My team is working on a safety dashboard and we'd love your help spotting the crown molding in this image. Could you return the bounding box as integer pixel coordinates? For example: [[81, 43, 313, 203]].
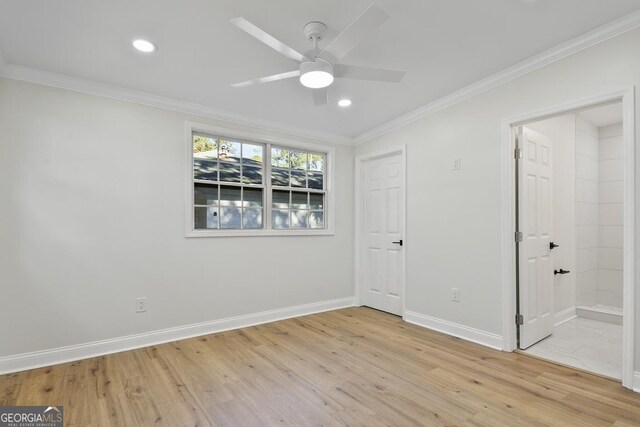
[[353, 9, 640, 145], [0, 61, 354, 147]]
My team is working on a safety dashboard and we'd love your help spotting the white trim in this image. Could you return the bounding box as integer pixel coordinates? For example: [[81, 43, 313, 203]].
[[0, 64, 352, 147], [500, 88, 636, 390], [353, 10, 640, 145], [404, 310, 504, 351], [554, 307, 577, 327], [621, 88, 636, 390], [354, 146, 407, 315], [0, 297, 355, 375], [633, 371, 640, 393], [184, 121, 335, 237]]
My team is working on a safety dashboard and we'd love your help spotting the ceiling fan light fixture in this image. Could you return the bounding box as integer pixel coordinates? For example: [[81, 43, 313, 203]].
[[300, 59, 334, 89]]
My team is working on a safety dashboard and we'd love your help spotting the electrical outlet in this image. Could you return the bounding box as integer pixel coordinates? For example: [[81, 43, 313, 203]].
[[452, 157, 461, 170], [136, 297, 147, 313], [452, 288, 460, 302]]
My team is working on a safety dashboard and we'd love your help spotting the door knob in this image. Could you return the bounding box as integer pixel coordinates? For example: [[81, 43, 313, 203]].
[[554, 269, 570, 275], [550, 242, 559, 250], [392, 240, 403, 246]]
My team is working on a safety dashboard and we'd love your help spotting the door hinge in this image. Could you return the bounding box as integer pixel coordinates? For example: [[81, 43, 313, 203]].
[[515, 231, 523, 242], [515, 314, 524, 325], [514, 148, 522, 159]]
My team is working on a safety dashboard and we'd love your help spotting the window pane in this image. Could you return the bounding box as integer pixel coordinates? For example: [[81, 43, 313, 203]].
[[220, 207, 242, 229], [309, 211, 324, 229], [193, 135, 218, 159], [219, 140, 241, 162], [291, 192, 308, 209], [219, 162, 241, 183], [194, 184, 218, 206], [309, 154, 324, 171], [271, 167, 289, 186], [243, 188, 263, 207], [243, 208, 262, 229], [193, 159, 218, 181], [290, 152, 307, 170], [272, 190, 290, 208], [242, 144, 263, 166], [220, 186, 242, 207], [290, 170, 306, 187], [308, 171, 323, 189], [272, 209, 290, 229], [309, 193, 323, 210], [242, 166, 262, 184], [271, 148, 289, 167], [291, 210, 308, 228], [195, 206, 219, 229]]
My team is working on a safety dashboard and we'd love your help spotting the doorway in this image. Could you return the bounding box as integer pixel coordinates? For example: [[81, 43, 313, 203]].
[[500, 90, 635, 389], [355, 148, 406, 316], [518, 104, 627, 379]]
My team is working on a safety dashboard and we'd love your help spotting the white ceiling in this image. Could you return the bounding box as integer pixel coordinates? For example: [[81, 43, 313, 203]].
[[1, 0, 640, 138], [579, 102, 624, 127]]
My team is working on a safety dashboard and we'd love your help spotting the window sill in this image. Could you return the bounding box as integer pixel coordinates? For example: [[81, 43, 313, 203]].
[[185, 229, 335, 238]]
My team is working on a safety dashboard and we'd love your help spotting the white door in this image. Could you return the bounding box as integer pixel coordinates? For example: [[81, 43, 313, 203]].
[[518, 127, 554, 349], [360, 152, 404, 315]]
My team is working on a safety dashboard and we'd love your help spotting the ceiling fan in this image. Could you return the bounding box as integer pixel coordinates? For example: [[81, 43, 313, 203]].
[[230, 4, 406, 106]]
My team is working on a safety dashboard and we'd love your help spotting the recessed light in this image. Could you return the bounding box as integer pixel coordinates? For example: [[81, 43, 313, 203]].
[[132, 39, 157, 53], [338, 99, 352, 107]]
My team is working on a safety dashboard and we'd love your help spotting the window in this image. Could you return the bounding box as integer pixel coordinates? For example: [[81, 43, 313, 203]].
[[271, 147, 326, 230], [188, 127, 332, 236], [193, 134, 264, 230]]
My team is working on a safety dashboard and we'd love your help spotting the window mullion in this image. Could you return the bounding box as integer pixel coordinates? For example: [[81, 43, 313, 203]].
[[265, 143, 273, 230]]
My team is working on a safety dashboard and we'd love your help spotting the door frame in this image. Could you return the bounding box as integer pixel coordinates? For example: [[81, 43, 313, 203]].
[[354, 146, 407, 316], [500, 88, 636, 389]]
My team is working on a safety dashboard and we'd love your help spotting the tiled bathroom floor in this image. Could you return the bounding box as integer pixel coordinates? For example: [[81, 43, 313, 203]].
[[523, 317, 622, 379]]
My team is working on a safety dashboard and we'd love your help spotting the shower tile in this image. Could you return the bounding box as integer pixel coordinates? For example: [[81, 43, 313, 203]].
[[598, 182, 623, 204], [598, 138, 623, 160], [598, 248, 623, 270], [576, 202, 598, 226], [599, 159, 624, 182], [597, 225, 623, 248], [598, 203, 623, 225], [576, 226, 597, 248], [597, 269, 623, 292]]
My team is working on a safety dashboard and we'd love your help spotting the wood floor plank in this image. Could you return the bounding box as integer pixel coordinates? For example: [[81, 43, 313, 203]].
[[1, 307, 640, 426]]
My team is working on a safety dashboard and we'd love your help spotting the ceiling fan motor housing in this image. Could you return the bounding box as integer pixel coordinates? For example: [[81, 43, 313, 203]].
[[303, 21, 327, 42]]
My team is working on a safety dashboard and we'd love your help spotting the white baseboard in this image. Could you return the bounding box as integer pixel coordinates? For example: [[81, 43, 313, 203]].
[[554, 306, 577, 327], [403, 310, 503, 350], [0, 297, 355, 375], [633, 371, 640, 393]]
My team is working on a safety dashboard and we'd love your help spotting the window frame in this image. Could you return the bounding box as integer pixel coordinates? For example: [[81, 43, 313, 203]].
[[185, 121, 335, 237]]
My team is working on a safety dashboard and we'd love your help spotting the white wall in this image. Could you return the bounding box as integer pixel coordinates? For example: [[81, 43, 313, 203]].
[[575, 115, 600, 307], [526, 115, 576, 317], [0, 78, 355, 359], [598, 122, 625, 308], [354, 26, 640, 370]]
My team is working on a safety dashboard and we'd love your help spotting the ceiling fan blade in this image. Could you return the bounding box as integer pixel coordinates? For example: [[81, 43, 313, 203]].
[[231, 17, 308, 63], [334, 64, 405, 82], [319, 5, 388, 62], [231, 70, 300, 88], [312, 88, 328, 106]]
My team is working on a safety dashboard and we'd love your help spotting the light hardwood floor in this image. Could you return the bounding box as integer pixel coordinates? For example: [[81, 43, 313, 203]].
[[2, 307, 640, 426]]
